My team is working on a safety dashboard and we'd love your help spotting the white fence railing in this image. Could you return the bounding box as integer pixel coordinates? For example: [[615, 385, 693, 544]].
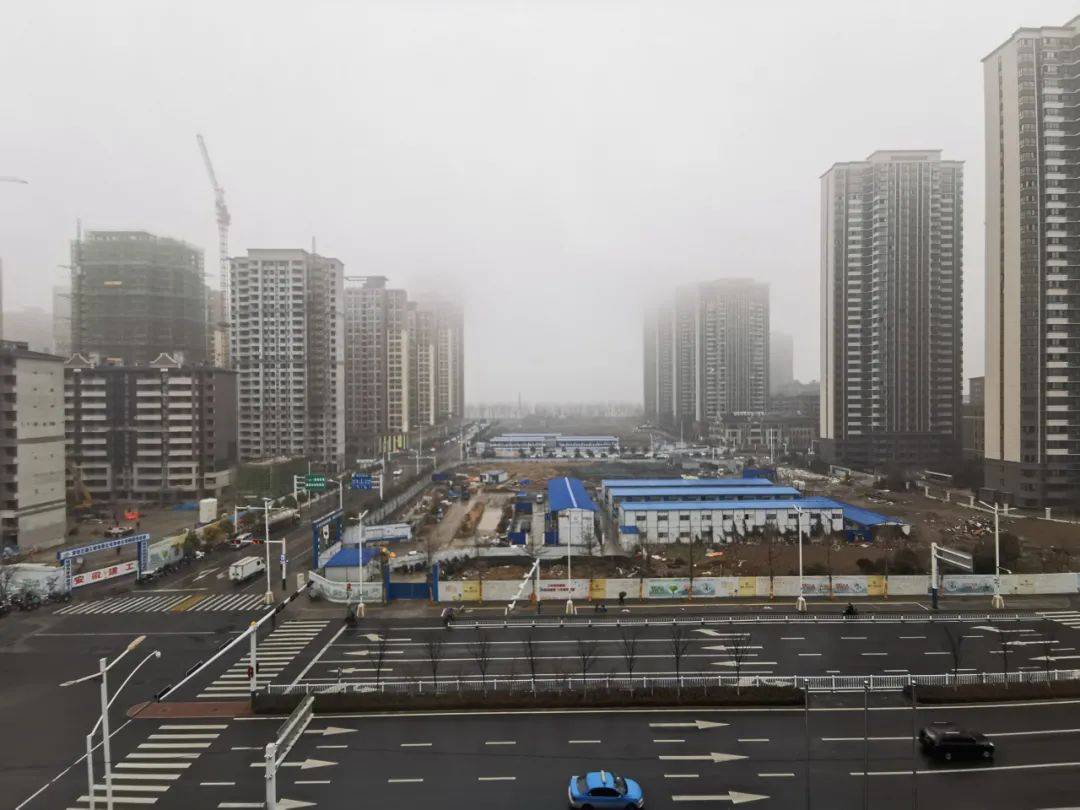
[[449, 612, 1037, 629], [264, 668, 1080, 697]]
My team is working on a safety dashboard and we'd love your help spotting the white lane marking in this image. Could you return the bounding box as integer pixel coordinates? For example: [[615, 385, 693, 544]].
[[824, 736, 911, 742], [294, 780, 331, 785], [924, 651, 950, 655], [861, 652, 888, 657], [400, 743, 431, 748], [388, 778, 424, 784], [148, 734, 219, 740], [738, 738, 769, 743], [292, 624, 346, 686], [90, 784, 169, 792], [664, 773, 700, 778], [116, 762, 192, 769], [478, 776, 516, 781], [125, 753, 200, 760], [159, 725, 228, 730], [569, 740, 601, 744], [653, 739, 686, 743], [200, 782, 235, 786], [899, 636, 926, 640], [137, 742, 211, 749], [854, 760, 1080, 776], [780, 637, 805, 641], [109, 774, 180, 780], [484, 740, 516, 746], [798, 653, 821, 657], [884, 669, 909, 673], [316, 745, 347, 749], [758, 773, 795, 777], [841, 636, 867, 641], [826, 670, 841, 674]]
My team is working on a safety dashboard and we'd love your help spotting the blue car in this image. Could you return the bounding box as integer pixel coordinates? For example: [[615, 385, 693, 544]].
[[568, 770, 644, 809]]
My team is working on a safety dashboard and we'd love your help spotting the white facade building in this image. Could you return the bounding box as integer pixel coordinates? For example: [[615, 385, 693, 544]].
[[0, 341, 66, 551], [230, 249, 345, 469]]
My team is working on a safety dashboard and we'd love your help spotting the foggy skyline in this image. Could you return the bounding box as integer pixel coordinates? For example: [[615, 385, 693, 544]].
[[1, 0, 1073, 402]]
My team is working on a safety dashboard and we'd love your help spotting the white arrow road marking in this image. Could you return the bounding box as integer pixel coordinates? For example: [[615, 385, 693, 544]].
[[344, 650, 405, 657], [659, 752, 748, 763], [331, 667, 394, 674], [700, 645, 764, 651], [650, 720, 729, 730], [1031, 655, 1080, 662], [248, 758, 336, 770], [1004, 640, 1058, 647], [193, 568, 220, 581], [672, 791, 769, 804], [220, 801, 315, 809], [711, 660, 777, 667], [693, 629, 748, 637], [304, 726, 356, 736]]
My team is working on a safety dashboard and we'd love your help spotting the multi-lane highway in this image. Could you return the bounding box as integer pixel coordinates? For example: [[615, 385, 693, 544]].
[[28, 693, 1080, 809]]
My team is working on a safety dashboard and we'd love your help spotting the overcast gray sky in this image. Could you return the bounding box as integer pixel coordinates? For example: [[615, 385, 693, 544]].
[[1, 0, 1073, 402]]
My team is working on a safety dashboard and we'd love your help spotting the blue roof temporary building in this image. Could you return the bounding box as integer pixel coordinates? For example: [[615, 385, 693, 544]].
[[618, 496, 845, 512], [547, 477, 599, 513], [324, 546, 381, 568], [601, 477, 772, 489], [606, 485, 801, 500]]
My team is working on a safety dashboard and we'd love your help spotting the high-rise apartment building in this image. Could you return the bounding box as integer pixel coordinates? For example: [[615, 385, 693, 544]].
[[343, 277, 410, 455], [408, 301, 437, 431], [65, 353, 237, 502], [983, 16, 1080, 507], [819, 150, 964, 471], [0, 341, 66, 551], [643, 280, 770, 436], [71, 230, 207, 366], [52, 281, 72, 357], [770, 332, 795, 395], [230, 249, 344, 469], [432, 299, 465, 426]]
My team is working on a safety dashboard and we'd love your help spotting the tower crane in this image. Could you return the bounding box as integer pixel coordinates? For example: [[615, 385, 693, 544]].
[[196, 134, 231, 365]]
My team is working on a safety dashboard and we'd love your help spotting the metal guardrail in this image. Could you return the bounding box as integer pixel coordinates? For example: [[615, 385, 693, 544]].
[[264, 668, 1080, 697], [448, 612, 1037, 630]]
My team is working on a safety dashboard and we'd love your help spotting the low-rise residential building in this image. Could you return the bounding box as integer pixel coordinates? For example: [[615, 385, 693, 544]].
[[484, 433, 620, 458], [707, 413, 817, 454], [65, 353, 237, 503], [0, 341, 67, 551]]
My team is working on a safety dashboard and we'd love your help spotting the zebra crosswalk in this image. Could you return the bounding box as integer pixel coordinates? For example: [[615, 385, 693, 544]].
[[198, 620, 329, 699], [1038, 610, 1080, 631], [56, 592, 268, 615], [66, 722, 228, 808]]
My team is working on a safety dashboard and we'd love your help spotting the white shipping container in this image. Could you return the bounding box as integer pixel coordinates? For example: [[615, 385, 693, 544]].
[[199, 497, 218, 525]]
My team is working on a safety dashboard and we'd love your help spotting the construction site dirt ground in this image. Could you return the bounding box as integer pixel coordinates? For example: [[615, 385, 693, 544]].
[[401, 459, 1080, 582]]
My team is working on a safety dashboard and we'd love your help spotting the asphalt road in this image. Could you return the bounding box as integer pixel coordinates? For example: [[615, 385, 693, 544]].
[[0, 608, 257, 807], [31, 695, 1080, 809], [290, 614, 1080, 686]]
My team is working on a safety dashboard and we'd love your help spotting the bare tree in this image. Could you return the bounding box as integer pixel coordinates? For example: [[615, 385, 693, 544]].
[[726, 633, 753, 688], [576, 639, 600, 691], [469, 631, 493, 687], [998, 631, 1012, 678], [425, 637, 444, 688], [762, 524, 777, 598], [670, 624, 692, 690], [687, 535, 697, 601], [942, 625, 967, 683], [522, 630, 541, 686], [620, 627, 642, 680], [368, 627, 392, 685]]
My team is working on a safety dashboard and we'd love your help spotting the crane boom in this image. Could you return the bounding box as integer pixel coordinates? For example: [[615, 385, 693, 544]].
[[196, 133, 231, 366]]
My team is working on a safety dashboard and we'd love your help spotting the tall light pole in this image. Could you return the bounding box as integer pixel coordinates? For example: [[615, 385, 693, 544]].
[[794, 505, 807, 613], [977, 500, 1005, 609], [262, 497, 274, 605], [60, 637, 160, 810]]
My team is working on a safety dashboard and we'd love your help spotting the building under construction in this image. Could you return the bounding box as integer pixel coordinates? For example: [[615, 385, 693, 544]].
[[71, 230, 207, 366]]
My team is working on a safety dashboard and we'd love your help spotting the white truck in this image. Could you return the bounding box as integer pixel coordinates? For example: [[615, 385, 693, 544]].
[[229, 556, 266, 584]]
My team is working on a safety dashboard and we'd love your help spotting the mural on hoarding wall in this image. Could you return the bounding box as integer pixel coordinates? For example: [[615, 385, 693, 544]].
[[647, 580, 717, 599], [941, 575, 995, 595]]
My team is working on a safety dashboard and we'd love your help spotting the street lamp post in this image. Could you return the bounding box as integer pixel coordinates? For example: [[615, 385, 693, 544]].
[[794, 506, 807, 613], [263, 497, 273, 605], [978, 500, 1005, 609], [60, 637, 160, 810]]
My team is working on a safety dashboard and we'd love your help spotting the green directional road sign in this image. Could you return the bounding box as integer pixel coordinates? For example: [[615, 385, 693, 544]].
[[305, 473, 327, 492]]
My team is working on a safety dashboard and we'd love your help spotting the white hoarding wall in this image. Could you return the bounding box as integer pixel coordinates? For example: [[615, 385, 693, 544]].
[[308, 570, 383, 603], [148, 536, 185, 572], [434, 573, 1080, 602]]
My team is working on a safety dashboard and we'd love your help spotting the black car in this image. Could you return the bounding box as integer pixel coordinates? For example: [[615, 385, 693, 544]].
[[919, 722, 995, 762]]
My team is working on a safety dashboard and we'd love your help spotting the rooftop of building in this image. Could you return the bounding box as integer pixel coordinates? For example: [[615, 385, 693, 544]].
[[548, 477, 600, 513], [821, 150, 962, 177], [0, 340, 64, 363], [982, 14, 1080, 62], [601, 477, 773, 489], [607, 485, 801, 499]]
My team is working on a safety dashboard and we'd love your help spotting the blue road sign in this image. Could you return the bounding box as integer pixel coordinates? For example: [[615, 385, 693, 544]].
[[351, 473, 373, 490]]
